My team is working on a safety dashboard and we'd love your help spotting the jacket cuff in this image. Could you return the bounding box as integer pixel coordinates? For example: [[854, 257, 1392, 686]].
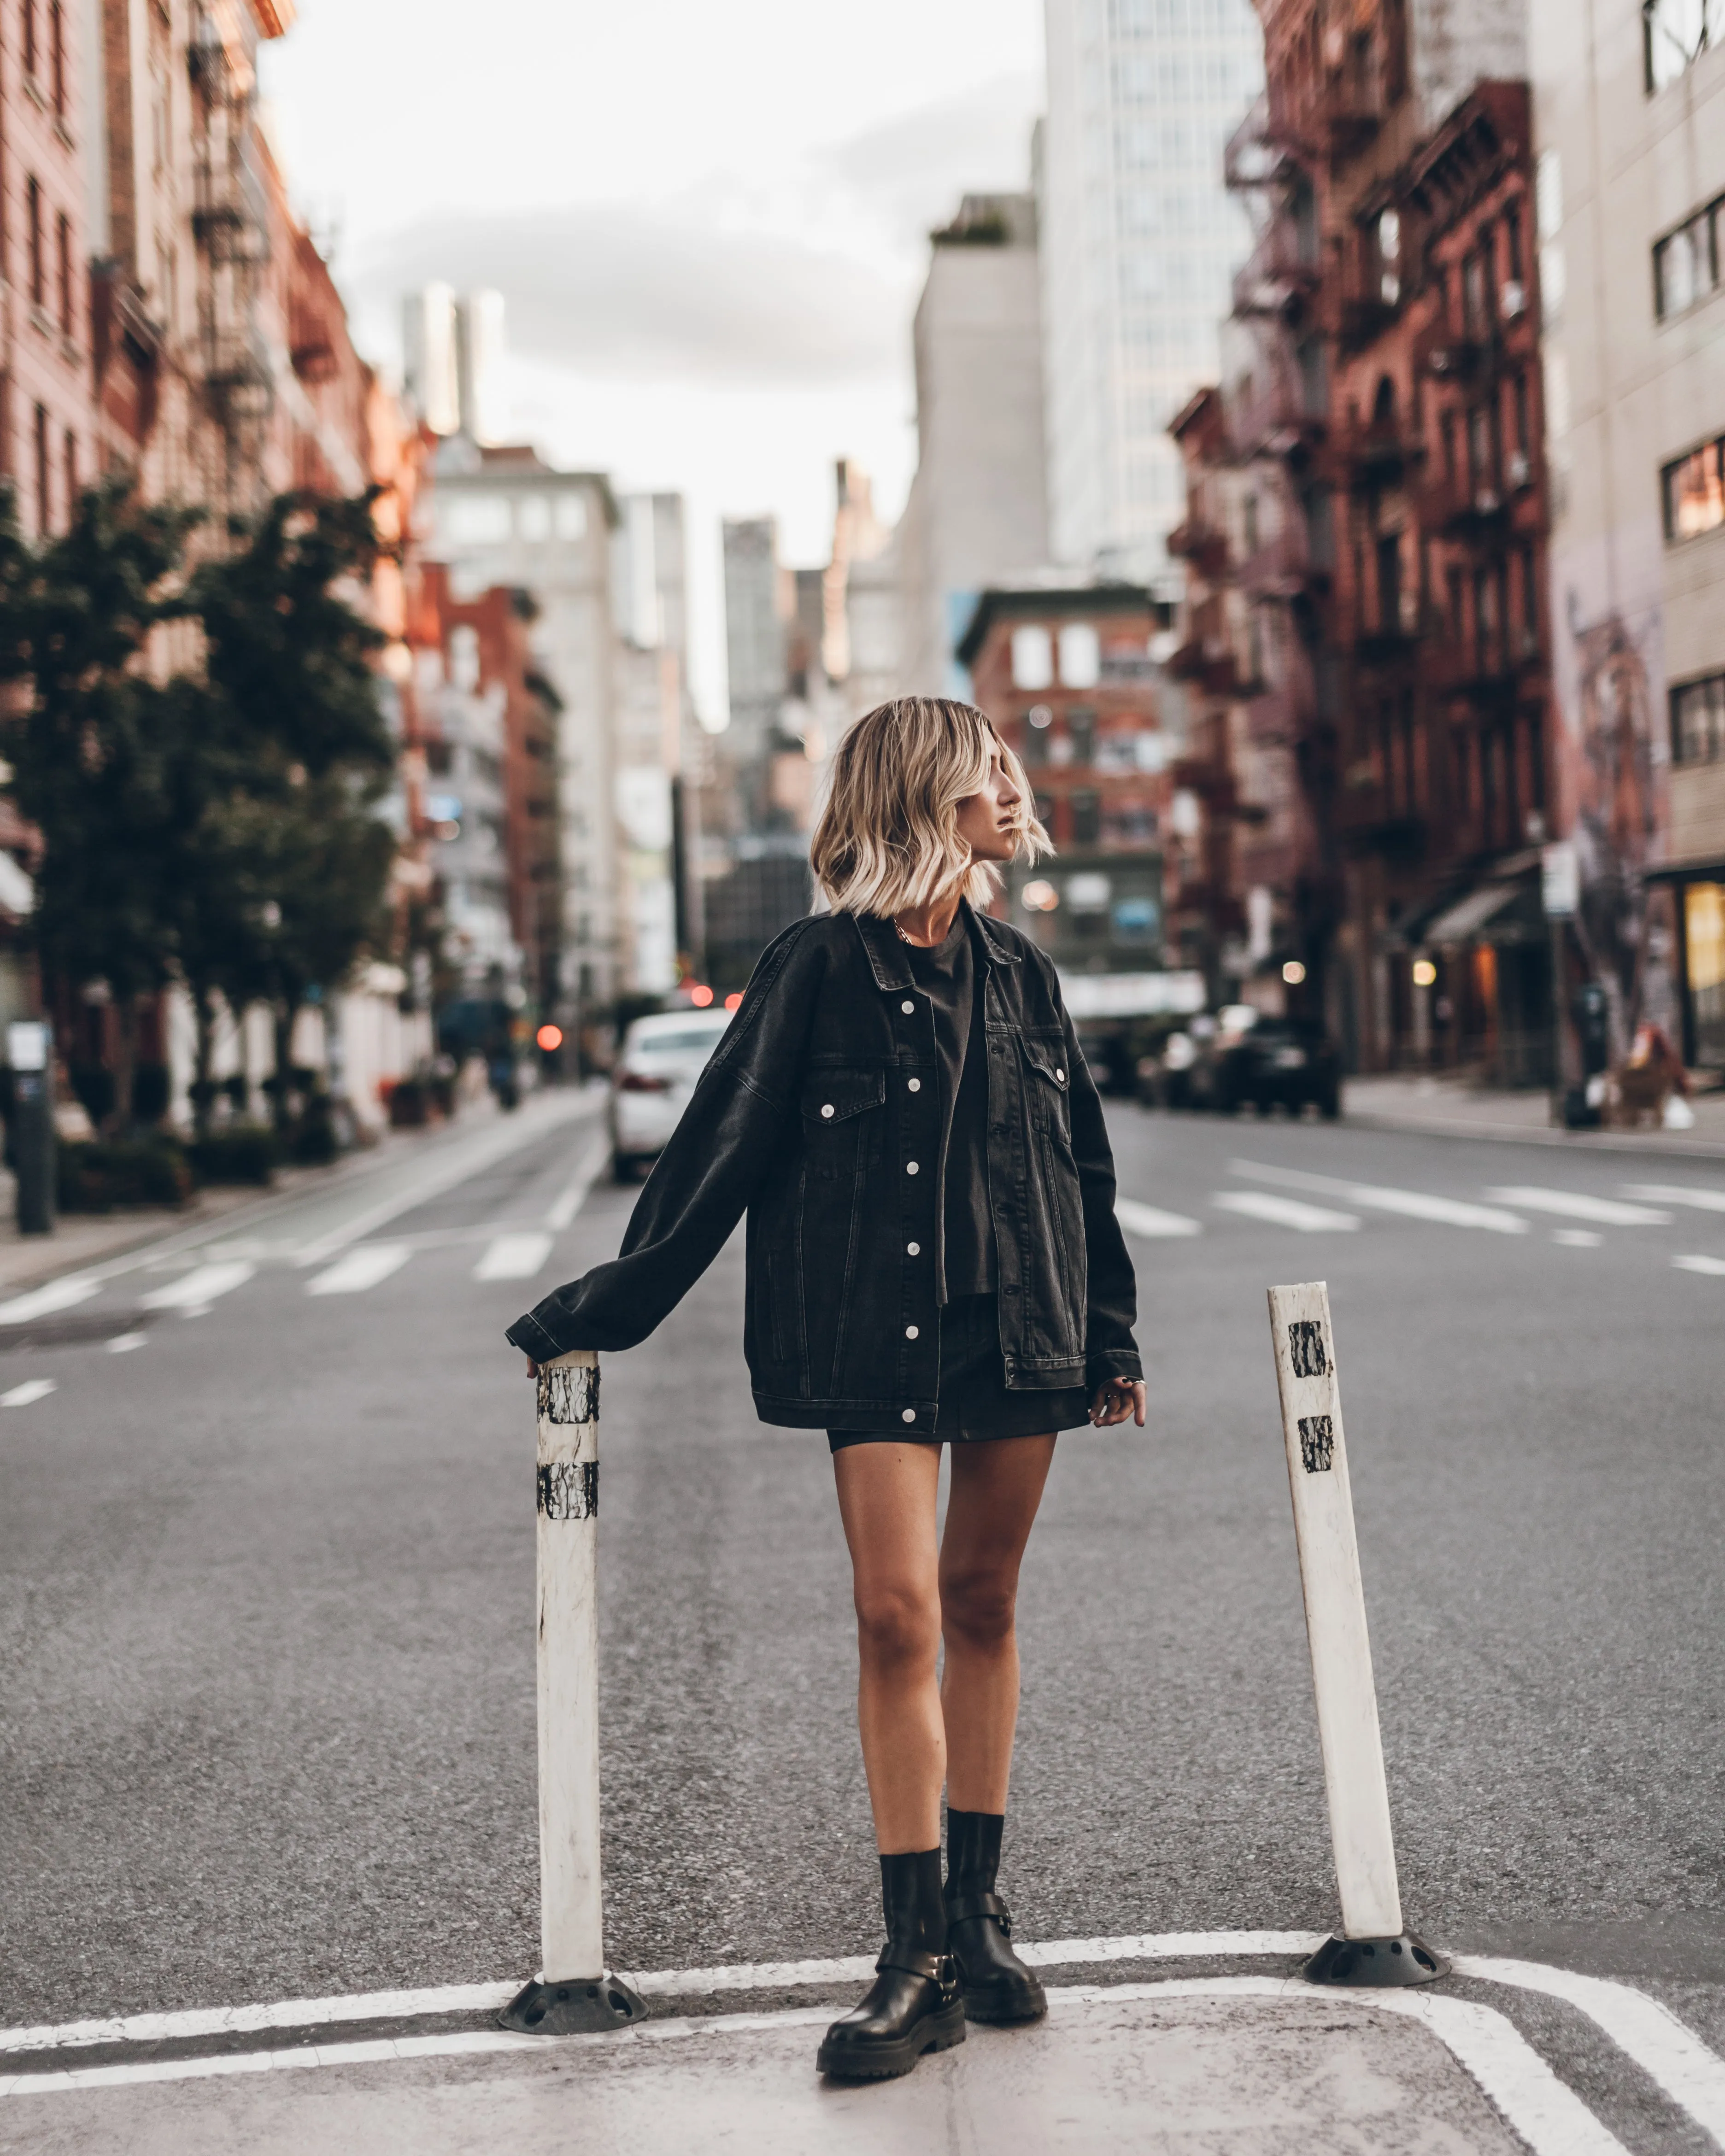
[[1086, 1348, 1143, 1388], [505, 1310, 565, 1359]]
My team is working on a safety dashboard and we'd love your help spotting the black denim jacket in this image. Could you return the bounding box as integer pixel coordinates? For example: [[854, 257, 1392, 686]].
[[507, 906, 1144, 1429]]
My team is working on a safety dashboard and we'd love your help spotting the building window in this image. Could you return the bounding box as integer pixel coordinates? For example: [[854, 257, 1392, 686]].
[[1672, 670, 1725, 762], [1067, 706, 1096, 766], [1664, 435, 1725, 540], [22, 0, 35, 77], [25, 179, 42, 311], [1010, 624, 1054, 691], [32, 402, 48, 535], [1655, 197, 1722, 316], [49, 0, 63, 117], [1070, 789, 1102, 846], [55, 212, 70, 336], [62, 427, 75, 517], [1645, 0, 1723, 92], [1520, 545, 1539, 641]]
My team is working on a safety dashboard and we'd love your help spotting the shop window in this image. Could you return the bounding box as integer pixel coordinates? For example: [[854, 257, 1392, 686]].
[[1686, 882, 1725, 1064], [1663, 435, 1725, 539], [1672, 670, 1725, 762]]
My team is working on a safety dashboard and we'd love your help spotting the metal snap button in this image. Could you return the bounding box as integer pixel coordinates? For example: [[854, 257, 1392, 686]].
[[906, 1325, 919, 1340], [901, 1408, 916, 1423], [1056, 1068, 1065, 1084], [906, 1160, 920, 1174], [901, 1000, 915, 1014], [907, 1241, 920, 1255], [907, 1078, 921, 1092], [821, 1103, 835, 1119]]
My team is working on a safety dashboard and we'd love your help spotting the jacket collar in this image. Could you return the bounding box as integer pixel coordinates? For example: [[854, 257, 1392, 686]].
[[852, 899, 1021, 991]]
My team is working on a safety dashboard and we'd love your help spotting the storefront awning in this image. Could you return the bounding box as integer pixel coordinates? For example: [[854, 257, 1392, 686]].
[[1422, 882, 1522, 944]]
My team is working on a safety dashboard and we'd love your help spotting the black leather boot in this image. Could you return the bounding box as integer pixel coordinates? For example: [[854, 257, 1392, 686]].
[[817, 1849, 966, 2080], [945, 1809, 1046, 2024]]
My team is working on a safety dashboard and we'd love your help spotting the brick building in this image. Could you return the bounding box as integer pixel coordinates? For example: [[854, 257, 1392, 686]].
[[1172, 1, 1554, 1080]]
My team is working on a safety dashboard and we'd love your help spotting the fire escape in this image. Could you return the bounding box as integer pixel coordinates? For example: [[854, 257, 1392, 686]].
[[188, 9, 271, 498]]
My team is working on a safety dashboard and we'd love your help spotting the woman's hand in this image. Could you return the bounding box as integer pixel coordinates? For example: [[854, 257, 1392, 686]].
[[1089, 1377, 1146, 1428], [525, 1358, 540, 1378]]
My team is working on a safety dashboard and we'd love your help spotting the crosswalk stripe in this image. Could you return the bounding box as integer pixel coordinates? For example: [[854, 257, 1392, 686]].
[[1487, 1187, 1671, 1226], [138, 1263, 255, 1312], [305, 1245, 412, 1297], [1214, 1191, 1360, 1233], [1, 1378, 56, 1406], [1625, 1183, 1725, 1214], [1232, 1161, 1528, 1234], [1672, 1254, 1725, 1277], [474, 1232, 554, 1282], [1115, 1199, 1203, 1239], [0, 1276, 101, 1324]]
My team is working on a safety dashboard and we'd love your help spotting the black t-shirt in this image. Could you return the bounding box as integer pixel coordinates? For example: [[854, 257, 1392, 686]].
[[903, 909, 997, 1302]]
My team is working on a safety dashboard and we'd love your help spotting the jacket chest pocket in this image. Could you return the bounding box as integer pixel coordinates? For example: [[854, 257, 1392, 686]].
[[801, 1068, 887, 1175], [1016, 1035, 1072, 1144]]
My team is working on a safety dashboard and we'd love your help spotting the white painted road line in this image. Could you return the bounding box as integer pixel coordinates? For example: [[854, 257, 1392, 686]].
[[0, 1977, 1634, 2151], [104, 1334, 147, 1353], [474, 1231, 554, 1282], [1672, 1254, 1725, 1277], [305, 1244, 413, 1297], [1625, 1183, 1725, 1213], [1116, 1198, 1203, 1239], [1232, 1160, 1529, 1234], [0, 1276, 101, 1324], [545, 1135, 610, 1230], [1458, 1954, 1725, 2148], [1213, 1190, 1361, 1233], [1487, 1187, 1672, 1226], [1552, 1229, 1603, 1248], [138, 1263, 255, 1313], [0, 1379, 56, 1407]]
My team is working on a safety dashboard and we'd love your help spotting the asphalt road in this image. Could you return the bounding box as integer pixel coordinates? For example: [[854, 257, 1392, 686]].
[[3, 1093, 1724, 2149]]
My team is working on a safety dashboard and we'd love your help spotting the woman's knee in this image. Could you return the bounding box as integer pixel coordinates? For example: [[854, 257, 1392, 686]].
[[940, 1562, 1019, 1652], [854, 1578, 942, 1672]]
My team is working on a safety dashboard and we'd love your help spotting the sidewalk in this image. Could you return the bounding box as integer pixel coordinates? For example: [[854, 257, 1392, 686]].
[[0, 1983, 1554, 2156], [1343, 1072, 1725, 1160], [0, 1084, 606, 1300]]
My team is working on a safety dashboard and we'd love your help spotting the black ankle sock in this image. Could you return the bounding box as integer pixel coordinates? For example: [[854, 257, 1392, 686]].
[[945, 1808, 1005, 1899], [879, 1848, 946, 1954]]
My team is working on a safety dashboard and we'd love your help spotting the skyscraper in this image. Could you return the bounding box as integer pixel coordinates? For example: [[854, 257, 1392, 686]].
[[1039, 0, 1263, 586]]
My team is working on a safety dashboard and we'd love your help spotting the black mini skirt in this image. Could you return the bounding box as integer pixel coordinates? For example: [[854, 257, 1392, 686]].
[[827, 1294, 1093, 1453]]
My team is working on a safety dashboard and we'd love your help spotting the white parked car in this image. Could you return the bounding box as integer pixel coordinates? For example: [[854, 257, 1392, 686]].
[[608, 1008, 734, 1180]]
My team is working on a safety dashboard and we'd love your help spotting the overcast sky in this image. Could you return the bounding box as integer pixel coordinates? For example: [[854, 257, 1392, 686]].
[[259, 0, 1045, 723]]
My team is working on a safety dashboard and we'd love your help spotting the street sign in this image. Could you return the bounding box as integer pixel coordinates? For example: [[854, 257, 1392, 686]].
[[1542, 842, 1579, 919]]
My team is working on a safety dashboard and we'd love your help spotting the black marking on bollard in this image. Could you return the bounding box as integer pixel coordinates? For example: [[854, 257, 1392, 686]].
[[539, 1363, 599, 1427], [537, 1460, 599, 1520], [1288, 1320, 1328, 1378], [1303, 1932, 1449, 1988], [498, 1974, 648, 2035], [1297, 1414, 1335, 1473]]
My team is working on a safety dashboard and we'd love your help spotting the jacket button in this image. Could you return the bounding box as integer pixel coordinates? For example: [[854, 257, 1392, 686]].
[[907, 1077, 921, 1092], [901, 1000, 915, 1014], [906, 1241, 920, 1255], [906, 1325, 919, 1339], [906, 1160, 920, 1174], [821, 1103, 835, 1118], [902, 1408, 916, 1423], [1056, 1068, 1066, 1084]]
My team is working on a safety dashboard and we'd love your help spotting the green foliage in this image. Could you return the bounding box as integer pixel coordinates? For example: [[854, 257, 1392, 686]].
[[58, 1138, 193, 1213], [187, 1124, 279, 1187]]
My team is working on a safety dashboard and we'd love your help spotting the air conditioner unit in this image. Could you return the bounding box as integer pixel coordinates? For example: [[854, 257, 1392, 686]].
[[1501, 280, 1527, 320], [1507, 451, 1531, 489]]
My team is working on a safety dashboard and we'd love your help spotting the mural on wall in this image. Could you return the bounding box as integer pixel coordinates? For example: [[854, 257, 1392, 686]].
[[1567, 609, 1677, 1052]]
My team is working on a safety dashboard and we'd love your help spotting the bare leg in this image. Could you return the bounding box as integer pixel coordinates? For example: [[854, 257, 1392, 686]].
[[939, 1436, 1056, 1813], [833, 1442, 945, 1853]]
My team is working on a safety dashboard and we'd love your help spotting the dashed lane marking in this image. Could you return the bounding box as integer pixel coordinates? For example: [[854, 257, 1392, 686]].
[[104, 1334, 147, 1354], [1672, 1254, 1725, 1277], [1486, 1188, 1672, 1226], [0, 1277, 101, 1324], [1625, 1183, 1725, 1214], [1115, 1198, 1203, 1239], [545, 1136, 610, 1230], [474, 1232, 554, 1283], [0, 1976, 1632, 2150], [138, 1263, 255, 1313], [1552, 1230, 1603, 1248], [1232, 1161, 1530, 1234], [0, 1379, 56, 1407], [305, 1244, 413, 1297], [1213, 1190, 1361, 1233]]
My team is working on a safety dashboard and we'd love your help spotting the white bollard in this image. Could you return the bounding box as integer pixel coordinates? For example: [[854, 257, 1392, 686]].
[[1267, 1283, 1445, 1988], [499, 1351, 646, 2034]]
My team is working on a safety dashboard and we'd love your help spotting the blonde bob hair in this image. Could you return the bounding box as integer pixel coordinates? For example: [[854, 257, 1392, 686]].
[[810, 696, 1051, 917]]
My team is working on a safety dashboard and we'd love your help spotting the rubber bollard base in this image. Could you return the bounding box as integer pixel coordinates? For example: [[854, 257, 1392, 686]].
[[1302, 1932, 1449, 1987], [498, 1974, 649, 2034]]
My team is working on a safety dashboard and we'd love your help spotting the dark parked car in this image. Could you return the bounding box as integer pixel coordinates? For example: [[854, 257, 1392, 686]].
[[1142, 1006, 1342, 1119]]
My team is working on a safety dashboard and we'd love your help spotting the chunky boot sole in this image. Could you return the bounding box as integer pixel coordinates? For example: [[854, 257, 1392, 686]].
[[961, 1977, 1047, 2026], [817, 1996, 966, 2080]]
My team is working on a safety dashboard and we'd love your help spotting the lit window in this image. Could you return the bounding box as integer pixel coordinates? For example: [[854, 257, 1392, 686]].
[[1664, 438, 1725, 540]]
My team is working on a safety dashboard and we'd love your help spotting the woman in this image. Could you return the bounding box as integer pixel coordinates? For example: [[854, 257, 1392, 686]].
[[508, 697, 1145, 2080]]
